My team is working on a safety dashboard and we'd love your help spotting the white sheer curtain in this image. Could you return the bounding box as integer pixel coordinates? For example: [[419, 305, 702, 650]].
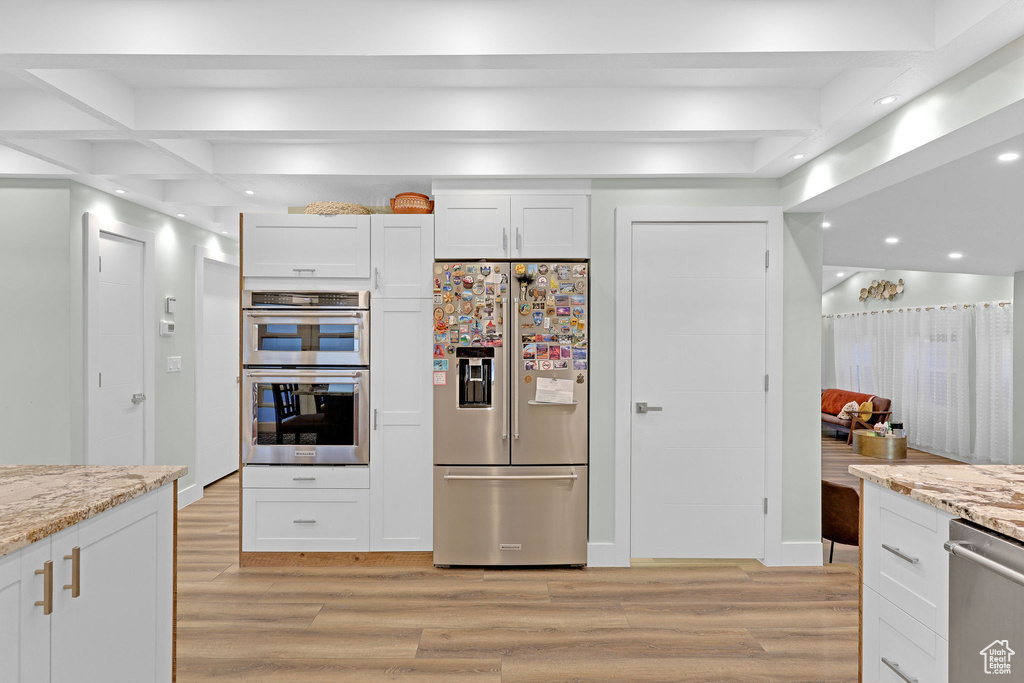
[[975, 303, 1013, 463], [832, 306, 972, 458]]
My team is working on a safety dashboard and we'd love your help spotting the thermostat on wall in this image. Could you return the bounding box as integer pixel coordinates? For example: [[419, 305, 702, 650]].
[[160, 320, 175, 336], [166, 296, 177, 313]]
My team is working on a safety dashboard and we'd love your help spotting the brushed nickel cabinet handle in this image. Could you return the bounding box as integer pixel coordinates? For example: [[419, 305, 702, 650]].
[[35, 560, 53, 614], [882, 543, 919, 565], [881, 657, 917, 683], [292, 477, 316, 482], [63, 546, 80, 598], [516, 228, 522, 252], [293, 519, 317, 524], [502, 228, 508, 253]]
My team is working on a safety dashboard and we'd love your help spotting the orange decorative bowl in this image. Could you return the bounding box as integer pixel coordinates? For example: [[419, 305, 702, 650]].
[[390, 192, 433, 214]]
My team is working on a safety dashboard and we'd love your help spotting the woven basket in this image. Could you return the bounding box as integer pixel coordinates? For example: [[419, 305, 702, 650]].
[[304, 201, 371, 215]]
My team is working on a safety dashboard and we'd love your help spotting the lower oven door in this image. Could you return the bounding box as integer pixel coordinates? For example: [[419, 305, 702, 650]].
[[243, 368, 369, 465]]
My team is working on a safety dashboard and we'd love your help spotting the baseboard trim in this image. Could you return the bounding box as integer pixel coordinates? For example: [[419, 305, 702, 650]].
[[240, 551, 434, 567], [176, 483, 202, 509], [587, 542, 630, 567], [762, 541, 824, 567]]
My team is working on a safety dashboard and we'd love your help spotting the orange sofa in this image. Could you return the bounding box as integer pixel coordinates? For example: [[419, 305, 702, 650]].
[[821, 388, 893, 445]]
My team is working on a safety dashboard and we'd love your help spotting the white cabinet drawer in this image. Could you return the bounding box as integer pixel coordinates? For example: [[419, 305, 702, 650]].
[[863, 585, 948, 683], [242, 465, 369, 489], [864, 484, 953, 638], [242, 488, 370, 552]]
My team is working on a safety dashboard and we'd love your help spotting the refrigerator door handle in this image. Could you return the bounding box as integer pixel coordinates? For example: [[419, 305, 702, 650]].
[[512, 296, 520, 439], [444, 467, 578, 482], [500, 307, 508, 440]]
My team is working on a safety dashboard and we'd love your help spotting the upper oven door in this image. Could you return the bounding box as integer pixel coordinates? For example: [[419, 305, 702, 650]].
[[243, 310, 369, 366]]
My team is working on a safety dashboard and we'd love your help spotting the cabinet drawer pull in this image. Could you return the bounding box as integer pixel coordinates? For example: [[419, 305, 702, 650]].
[[882, 543, 919, 565], [63, 546, 81, 598], [293, 519, 317, 524], [292, 477, 316, 482], [34, 560, 53, 615], [502, 228, 508, 253], [516, 228, 522, 251], [292, 268, 316, 276], [881, 657, 917, 683]]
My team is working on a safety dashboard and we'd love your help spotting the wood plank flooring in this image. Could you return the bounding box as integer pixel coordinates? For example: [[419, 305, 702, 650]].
[[177, 458, 866, 681]]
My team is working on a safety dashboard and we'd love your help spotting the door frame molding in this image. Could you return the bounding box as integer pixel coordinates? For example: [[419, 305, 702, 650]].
[[610, 206, 784, 567], [190, 246, 240, 507], [83, 212, 156, 466]]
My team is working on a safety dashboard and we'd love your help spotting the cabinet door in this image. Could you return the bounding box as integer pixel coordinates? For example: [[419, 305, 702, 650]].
[[511, 194, 589, 258], [52, 487, 173, 683], [0, 541, 51, 682], [434, 195, 510, 259], [243, 213, 371, 278], [371, 214, 434, 298], [370, 298, 433, 551]]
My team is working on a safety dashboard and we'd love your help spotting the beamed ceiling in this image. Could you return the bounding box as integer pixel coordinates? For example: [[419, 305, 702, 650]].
[[1, 0, 1024, 242]]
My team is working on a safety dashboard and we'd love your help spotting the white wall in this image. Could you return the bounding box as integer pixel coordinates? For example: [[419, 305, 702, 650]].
[[588, 179, 823, 555], [0, 180, 239, 498], [0, 181, 72, 464], [1014, 270, 1024, 465]]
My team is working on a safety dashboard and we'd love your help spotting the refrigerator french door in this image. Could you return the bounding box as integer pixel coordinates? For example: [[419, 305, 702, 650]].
[[431, 261, 589, 566]]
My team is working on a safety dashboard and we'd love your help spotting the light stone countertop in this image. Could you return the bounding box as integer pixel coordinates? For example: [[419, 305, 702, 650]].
[[0, 465, 187, 558], [850, 464, 1024, 543]]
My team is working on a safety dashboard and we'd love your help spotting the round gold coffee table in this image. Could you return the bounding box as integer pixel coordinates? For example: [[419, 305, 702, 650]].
[[852, 429, 907, 459]]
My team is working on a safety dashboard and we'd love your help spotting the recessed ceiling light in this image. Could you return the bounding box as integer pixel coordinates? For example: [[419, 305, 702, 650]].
[[221, 231, 229, 235], [886, 237, 899, 244], [875, 95, 899, 105], [244, 190, 255, 195], [114, 189, 126, 194], [949, 252, 963, 259], [822, 221, 831, 228], [836, 272, 845, 277], [176, 213, 186, 218], [998, 152, 1020, 162], [790, 153, 806, 160]]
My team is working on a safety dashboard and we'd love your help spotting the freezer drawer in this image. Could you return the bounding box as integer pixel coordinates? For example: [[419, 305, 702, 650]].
[[433, 465, 588, 566]]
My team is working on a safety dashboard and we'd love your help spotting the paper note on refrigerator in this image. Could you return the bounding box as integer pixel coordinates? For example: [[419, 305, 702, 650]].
[[534, 377, 574, 404]]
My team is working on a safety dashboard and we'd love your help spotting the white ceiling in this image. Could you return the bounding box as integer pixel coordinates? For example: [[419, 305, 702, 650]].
[[1, 0, 1024, 240]]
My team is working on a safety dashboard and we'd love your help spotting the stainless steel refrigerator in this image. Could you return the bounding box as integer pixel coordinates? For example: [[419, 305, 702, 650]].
[[431, 260, 589, 566]]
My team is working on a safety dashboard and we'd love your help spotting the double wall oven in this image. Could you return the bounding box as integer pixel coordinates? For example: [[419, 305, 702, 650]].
[[242, 290, 370, 465]]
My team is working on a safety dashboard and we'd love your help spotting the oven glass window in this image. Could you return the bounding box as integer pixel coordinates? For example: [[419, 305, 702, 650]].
[[256, 323, 360, 353], [252, 381, 361, 446]]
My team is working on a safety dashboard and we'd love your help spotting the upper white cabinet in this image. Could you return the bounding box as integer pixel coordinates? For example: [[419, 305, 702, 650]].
[[434, 193, 589, 259], [243, 213, 371, 279], [371, 214, 434, 299], [512, 194, 590, 259], [433, 195, 510, 259]]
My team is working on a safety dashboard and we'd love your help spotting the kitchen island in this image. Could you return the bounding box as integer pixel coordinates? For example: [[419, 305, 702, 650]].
[[0, 465, 184, 682], [851, 463, 1024, 683]]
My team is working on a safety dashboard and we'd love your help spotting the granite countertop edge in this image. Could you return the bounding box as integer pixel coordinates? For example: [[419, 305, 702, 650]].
[[850, 464, 1024, 544], [0, 465, 187, 559]]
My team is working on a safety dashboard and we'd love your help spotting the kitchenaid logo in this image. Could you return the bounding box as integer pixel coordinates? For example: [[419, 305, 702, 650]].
[[499, 544, 521, 551], [980, 640, 1015, 675]]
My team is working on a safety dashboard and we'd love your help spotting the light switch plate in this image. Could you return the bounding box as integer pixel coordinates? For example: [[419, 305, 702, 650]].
[[166, 356, 182, 373]]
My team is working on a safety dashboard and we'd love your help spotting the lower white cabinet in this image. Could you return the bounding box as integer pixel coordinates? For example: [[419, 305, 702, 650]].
[[862, 481, 954, 682], [242, 486, 370, 552], [0, 486, 174, 683]]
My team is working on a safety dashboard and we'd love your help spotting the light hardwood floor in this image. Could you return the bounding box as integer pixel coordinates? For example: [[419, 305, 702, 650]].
[[178, 439, 912, 681]]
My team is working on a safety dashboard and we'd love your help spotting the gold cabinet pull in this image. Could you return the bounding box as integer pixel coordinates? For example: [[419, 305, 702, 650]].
[[63, 546, 81, 598], [34, 560, 53, 615]]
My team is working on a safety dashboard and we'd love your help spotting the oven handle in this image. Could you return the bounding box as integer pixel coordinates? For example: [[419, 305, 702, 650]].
[[245, 370, 365, 379], [945, 541, 1024, 588], [244, 310, 366, 321]]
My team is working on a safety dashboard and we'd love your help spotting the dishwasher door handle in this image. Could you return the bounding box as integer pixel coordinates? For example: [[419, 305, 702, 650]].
[[945, 541, 1024, 588]]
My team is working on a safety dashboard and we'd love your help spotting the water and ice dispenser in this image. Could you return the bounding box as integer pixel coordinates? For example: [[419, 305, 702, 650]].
[[456, 348, 493, 408]]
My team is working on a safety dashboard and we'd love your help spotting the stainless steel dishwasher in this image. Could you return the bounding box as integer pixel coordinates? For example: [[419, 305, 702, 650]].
[[946, 519, 1024, 681]]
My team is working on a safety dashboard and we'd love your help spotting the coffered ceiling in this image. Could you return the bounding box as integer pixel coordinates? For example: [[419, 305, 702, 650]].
[[1, 0, 1024, 238]]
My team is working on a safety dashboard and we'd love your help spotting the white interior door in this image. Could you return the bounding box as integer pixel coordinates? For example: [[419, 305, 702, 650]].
[[630, 222, 767, 558], [196, 254, 239, 487], [93, 232, 146, 465]]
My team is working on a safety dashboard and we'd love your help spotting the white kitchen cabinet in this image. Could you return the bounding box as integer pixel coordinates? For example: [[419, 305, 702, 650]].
[[0, 486, 174, 683], [371, 214, 434, 298], [369, 298, 433, 551], [511, 194, 589, 259], [243, 213, 371, 280], [434, 194, 589, 259], [434, 195, 510, 259]]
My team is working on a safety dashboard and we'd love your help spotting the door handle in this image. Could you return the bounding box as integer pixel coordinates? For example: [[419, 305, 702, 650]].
[[132, 392, 146, 404], [35, 560, 53, 615], [636, 402, 663, 414], [502, 228, 508, 253], [516, 228, 522, 252], [881, 657, 917, 683], [374, 267, 381, 290], [63, 546, 80, 598]]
